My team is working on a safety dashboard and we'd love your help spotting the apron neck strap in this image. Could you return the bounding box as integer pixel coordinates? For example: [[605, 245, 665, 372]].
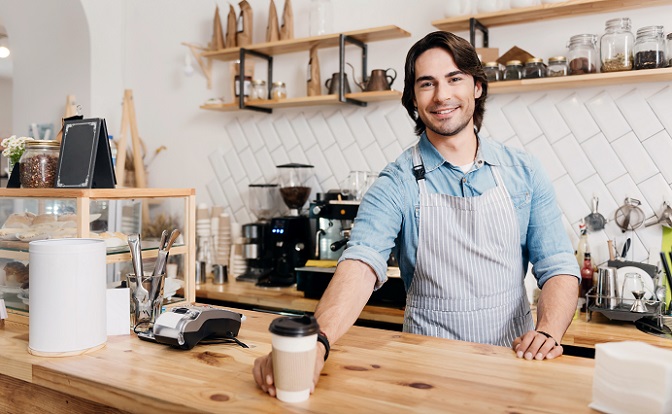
[[412, 145, 425, 181]]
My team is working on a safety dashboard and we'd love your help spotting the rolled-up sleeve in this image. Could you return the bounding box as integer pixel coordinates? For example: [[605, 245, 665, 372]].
[[526, 156, 581, 287], [338, 167, 405, 289]]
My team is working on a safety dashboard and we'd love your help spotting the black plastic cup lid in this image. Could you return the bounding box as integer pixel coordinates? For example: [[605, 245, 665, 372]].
[[269, 315, 320, 337]]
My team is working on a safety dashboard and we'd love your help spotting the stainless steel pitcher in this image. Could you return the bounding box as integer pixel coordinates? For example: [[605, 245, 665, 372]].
[[596, 266, 619, 309]]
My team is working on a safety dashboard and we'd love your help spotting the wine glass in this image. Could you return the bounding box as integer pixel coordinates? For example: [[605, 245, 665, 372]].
[[621, 272, 645, 309]]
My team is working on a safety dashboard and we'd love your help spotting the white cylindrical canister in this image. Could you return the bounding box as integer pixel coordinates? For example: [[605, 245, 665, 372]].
[[28, 239, 107, 356]]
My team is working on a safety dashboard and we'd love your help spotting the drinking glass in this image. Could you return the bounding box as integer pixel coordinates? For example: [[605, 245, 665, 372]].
[[620, 272, 644, 307]]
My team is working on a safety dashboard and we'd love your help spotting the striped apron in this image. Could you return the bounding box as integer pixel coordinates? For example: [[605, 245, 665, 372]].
[[403, 145, 533, 347]]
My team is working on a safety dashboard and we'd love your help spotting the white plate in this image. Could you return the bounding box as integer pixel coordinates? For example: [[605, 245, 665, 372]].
[[17, 291, 29, 305], [0, 285, 23, 294], [615, 266, 655, 301]]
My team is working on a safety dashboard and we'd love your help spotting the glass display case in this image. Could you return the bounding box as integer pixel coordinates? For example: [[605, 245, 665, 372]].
[[0, 188, 196, 323]]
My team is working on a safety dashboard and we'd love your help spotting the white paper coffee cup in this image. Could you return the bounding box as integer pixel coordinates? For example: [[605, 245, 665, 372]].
[[269, 315, 319, 403]]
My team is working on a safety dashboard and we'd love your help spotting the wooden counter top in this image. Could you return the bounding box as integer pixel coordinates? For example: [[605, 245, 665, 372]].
[[195, 279, 405, 325], [0, 307, 597, 413], [196, 280, 672, 351], [564, 312, 672, 350]]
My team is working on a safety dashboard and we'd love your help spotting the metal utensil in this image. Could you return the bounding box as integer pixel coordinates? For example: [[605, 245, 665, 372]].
[[152, 229, 181, 277], [614, 197, 645, 233], [621, 238, 631, 260], [159, 229, 169, 250], [127, 233, 148, 301], [585, 196, 606, 231], [645, 201, 672, 228]]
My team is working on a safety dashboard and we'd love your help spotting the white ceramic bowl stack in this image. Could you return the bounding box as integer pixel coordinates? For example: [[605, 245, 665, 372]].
[[229, 222, 247, 277]]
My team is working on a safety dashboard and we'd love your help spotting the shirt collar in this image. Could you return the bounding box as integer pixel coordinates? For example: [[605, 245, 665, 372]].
[[418, 131, 501, 172]]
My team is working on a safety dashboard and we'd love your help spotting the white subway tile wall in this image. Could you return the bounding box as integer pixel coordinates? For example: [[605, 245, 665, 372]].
[[210, 83, 672, 267]]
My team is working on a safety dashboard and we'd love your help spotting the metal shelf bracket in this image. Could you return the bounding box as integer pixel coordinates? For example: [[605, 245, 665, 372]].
[[339, 34, 367, 107], [238, 48, 273, 113], [469, 18, 489, 48]]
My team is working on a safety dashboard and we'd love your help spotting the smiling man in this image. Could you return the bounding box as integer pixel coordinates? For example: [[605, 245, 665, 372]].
[[254, 31, 580, 397]]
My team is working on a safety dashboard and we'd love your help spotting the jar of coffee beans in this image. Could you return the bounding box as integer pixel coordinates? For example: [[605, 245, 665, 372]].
[[523, 58, 546, 79], [547, 56, 568, 77], [600, 17, 634, 72], [19, 140, 60, 188], [567, 34, 598, 75], [634, 25, 666, 70], [483, 62, 501, 82], [502, 60, 523, 81], [667, 33, 672, 67]]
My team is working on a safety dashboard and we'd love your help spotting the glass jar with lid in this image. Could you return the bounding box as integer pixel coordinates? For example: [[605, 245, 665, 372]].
[[667, 33, 672, 67], [523, 58, 546, 79], [567, 34, 598, 75], [251, 79, 267, 100], [600, 17, 634, 72], [270, 81, 287, 100], [634, 25, 666, 70], [547, 56, 568, 77], [19, 140, 60, 188], [483, 62, 501, 82], [502, 60, 523, 81]]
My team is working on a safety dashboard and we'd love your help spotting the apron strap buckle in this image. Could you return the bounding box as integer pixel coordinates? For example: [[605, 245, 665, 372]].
[[412, 165, 425, 181]]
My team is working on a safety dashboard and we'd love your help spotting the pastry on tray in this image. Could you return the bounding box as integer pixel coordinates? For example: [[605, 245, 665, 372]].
[[4, 261, 29, 287]]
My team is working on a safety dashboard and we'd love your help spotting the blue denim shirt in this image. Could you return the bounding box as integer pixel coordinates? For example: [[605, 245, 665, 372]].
[[339, 133, 580, 291]]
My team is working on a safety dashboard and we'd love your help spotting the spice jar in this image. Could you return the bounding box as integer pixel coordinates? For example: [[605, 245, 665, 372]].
[[523, 58, 546, 79], [600, 17, 634, 72], [234, 75, 252, 97], [547, 56, 568, 77], [567, 34, 598, 75], [251, 79, 267, 100], [483, 62, 501, 82], [270, 81, 287, 100], [634, 25, 666, 70], [19, 140, 60, 188], [502, 60, 522, 81]]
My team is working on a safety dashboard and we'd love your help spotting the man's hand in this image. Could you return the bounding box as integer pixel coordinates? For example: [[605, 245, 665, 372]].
[[252, 343, 327, 396], [512, 330, 563, 361]]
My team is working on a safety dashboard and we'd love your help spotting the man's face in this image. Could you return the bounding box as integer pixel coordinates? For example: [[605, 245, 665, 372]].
[[413, 47, 482, 140]]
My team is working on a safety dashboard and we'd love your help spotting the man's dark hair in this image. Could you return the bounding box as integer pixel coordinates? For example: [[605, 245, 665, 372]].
[[401, 31, 488, 136]]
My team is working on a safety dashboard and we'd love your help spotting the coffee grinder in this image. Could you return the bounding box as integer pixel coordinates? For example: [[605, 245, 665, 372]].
[[236, 184, 279, 283], [257, 164, 314, 288]]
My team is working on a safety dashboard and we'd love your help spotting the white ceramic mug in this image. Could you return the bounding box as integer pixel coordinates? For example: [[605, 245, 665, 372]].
[[510, 0, 536, 8], [477, 0, 504, 13], [444, 0, 471, 17]]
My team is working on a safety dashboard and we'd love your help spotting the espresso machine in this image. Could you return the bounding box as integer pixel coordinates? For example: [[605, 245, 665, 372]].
[[310, 191, 359, 260], [237, 184, 279, 283], [256, 164, 314, 288]]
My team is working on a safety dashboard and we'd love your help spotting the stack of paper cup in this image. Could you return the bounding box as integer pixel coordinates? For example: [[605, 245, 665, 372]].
[[210, 205, 224, 252], [196, 204, 211, 238], [216, 213, 232, 265], [229, 222, 247, 277]]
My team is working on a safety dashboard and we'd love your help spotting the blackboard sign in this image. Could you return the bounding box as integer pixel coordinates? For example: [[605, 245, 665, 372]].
[[55, 117, 116, 188]]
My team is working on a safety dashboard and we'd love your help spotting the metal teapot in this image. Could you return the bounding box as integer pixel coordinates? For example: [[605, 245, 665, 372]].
[[348, 63, 397, 92], [325, 72, 352, 95]]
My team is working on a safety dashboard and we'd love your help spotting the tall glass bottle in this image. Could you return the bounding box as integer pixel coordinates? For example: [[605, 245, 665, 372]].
[[600, 17, 634, 72], [309, 0, 333, 36]]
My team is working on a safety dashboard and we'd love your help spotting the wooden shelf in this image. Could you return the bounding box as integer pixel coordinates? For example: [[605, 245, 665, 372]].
[[489, 67, 672, 94], [432, 0, 672, 32], [202, 25, 411, 61], [200, 90, 402, 111]]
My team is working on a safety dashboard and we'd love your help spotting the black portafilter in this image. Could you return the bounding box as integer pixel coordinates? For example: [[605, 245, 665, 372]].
[[330, 239, 348, 252]]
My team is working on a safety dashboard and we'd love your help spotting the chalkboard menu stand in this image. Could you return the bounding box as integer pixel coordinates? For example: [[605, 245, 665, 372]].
[[55, 117, 117, 188], [6, 166, 20, 188]]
